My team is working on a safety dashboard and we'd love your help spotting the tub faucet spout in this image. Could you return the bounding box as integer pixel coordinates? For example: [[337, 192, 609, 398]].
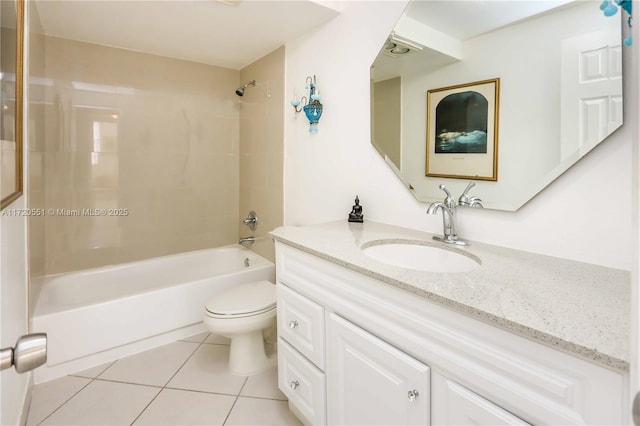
[[239, 236, 255, 245]]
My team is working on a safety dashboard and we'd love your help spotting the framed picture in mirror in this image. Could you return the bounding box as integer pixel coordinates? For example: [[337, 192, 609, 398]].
[[426, 78, 499, 181]]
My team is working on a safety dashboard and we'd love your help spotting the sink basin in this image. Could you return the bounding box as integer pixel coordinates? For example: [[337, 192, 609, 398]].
[[361, 240, 480, 273]]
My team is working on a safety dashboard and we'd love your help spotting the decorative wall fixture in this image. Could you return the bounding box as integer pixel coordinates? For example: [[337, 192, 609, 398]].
[[291, 75, 323, 132], [600, 0, 632, 45]]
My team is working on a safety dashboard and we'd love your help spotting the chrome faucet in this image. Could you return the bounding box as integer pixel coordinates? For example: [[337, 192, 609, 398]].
[[427, 184, 468, 246], [428, 182, 484, 245]]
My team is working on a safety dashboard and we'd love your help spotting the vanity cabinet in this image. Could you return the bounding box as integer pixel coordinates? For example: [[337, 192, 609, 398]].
[[274, 242, 625, 425]]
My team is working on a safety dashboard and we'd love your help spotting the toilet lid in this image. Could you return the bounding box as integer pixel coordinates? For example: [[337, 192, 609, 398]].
[[205, 281, 276, 316]]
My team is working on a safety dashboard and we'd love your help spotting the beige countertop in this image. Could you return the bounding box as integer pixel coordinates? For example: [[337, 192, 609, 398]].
[[271, 221, 630, 372]]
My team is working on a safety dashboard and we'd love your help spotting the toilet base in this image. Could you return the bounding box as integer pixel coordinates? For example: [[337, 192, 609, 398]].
[[228, 330, 277, 376]]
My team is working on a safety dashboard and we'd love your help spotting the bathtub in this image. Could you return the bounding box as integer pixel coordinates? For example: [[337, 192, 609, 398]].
[[32, 245, 274, 383]]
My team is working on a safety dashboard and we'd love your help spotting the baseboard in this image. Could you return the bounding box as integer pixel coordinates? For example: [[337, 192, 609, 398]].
[[20, 372, 34, 426]]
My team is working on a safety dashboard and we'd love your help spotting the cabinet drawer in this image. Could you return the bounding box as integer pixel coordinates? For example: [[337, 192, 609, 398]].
[[278, 338, 326, 426], [432, 372, 530, 426], [277, 283, 325, 369]]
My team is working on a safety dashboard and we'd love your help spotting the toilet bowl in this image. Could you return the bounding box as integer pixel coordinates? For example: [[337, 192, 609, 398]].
[[203, 280, 277, 376]]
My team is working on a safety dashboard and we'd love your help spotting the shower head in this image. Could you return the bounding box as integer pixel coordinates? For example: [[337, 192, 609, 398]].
[[235, 80, 256, 96]]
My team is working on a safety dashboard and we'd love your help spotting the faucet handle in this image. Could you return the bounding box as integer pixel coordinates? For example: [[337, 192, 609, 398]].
[[461, 181, 475, 196], [438, 184, 457, 208], [438, 184, 453, 198], [458, 181, 483, 207]]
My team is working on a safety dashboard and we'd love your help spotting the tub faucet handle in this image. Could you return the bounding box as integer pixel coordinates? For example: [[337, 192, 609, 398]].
[[242, 211, 258, 231]]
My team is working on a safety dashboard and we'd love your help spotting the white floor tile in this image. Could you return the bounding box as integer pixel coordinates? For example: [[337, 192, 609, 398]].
[[204, 333, 231, 345], [26, 376, 92, 426], [179, 332, 209, 343], [167, 344, 246, 395], [225, 397, 302, 426], [70, 361, 115, 379], [133, 388, 235, 425], [241, 367, 286, 400], [27, 336, 297, 426], [99, 341, 198, 387], [39, 380, 159, 426]]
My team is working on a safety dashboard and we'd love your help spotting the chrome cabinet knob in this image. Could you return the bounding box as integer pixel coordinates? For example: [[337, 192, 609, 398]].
[[290, 380, 300, 390], [408, 389, 419, 402], [288, 320, 299, 329]]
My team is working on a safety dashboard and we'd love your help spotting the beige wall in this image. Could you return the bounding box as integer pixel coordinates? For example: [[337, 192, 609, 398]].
[[372, 77, 401, 170], [33, 36, 241, 275], [238, 47, 284, 262]]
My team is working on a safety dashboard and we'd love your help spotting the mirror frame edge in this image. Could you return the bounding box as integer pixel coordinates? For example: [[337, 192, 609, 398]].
[[1, 0, 25, 210]]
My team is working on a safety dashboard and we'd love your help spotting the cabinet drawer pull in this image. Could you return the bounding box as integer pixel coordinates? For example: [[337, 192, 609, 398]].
[[290, 380, 300, 390], [288, 320, 299, 329], [408, 389, 419, 402]]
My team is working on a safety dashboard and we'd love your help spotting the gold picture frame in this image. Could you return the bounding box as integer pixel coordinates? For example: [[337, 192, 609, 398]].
[[1, 0, 24, 209], [426, 78, 499, 181]]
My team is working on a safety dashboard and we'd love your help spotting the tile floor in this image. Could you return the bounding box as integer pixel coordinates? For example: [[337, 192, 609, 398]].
[[26, 332, 302, 426]]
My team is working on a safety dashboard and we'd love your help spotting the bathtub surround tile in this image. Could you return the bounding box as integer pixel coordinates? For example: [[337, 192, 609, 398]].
[[167, 344, 247, 395], [238, 46, 284, 264], [98, 341, 199, 387], [132, 388, 236, 425], [26, 376, 92, 426], [39, 380, 160, 426], [225, 397, 302, 426], [46, 247, 118, 276], [31, 35, 242, 276], [241, 367, 287, 401]]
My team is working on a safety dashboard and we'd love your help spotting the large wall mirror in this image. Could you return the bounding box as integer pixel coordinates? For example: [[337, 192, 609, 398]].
[[371, 0, 624, 211], [1, 0, 24, 209]]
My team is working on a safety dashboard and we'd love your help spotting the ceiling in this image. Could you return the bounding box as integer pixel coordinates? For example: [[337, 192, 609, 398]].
[[372, 0, 576, 82], [33, 0, 340, 70], [405, 0, 573, 41]]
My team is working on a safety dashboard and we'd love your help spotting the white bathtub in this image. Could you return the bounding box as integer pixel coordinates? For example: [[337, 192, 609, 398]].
[[32, 245, 274, 383]]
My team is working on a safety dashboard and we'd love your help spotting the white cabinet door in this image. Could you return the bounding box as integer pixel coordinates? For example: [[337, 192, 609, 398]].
[[327, 313, 430, 425], [432, 372, 530, 426]]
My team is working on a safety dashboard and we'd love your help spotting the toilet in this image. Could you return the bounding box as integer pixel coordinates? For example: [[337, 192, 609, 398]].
[[203, 280, 277, 376]]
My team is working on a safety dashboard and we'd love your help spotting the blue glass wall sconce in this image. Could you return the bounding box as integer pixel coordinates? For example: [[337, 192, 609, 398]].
[[600, 0, 632, 45], [291, 75, 323, 133]]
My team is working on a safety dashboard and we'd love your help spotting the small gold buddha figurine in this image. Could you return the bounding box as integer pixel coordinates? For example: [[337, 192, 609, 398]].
[[348, 196, 364, 223]]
